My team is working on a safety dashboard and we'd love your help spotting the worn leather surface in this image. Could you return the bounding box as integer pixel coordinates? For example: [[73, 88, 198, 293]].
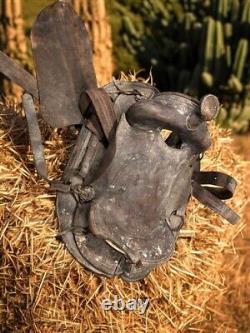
[[55, 81, 239, 281], [0, 0, 240, 282], [31, 1, 97, 128], [89, 114, 193, 265]]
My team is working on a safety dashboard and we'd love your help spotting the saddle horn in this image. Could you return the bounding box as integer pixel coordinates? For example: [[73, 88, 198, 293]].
[[126, 93, 220, 153]]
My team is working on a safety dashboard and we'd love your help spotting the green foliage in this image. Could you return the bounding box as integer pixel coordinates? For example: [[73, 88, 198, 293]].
[[109, 0, 250, 132], [21, 0, 250, 132]]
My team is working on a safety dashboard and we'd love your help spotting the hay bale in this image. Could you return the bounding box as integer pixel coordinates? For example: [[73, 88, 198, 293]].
[[202, 136, 250, 333], [0, 98, 246, 333]]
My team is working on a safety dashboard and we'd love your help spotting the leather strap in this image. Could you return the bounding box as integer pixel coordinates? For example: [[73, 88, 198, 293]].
[[23, 87, 116, 180], [192, 171, 237, 199], [191, 171, 240, 224], [22, 93, 48, 179], [84, 88, 118, 143]]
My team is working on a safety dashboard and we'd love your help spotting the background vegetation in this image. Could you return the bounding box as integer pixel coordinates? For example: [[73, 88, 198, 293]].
[[21, 0, 250, 132], [109, 0, 250, 132]]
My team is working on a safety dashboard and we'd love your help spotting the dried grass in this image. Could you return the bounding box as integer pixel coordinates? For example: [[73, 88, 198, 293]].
[[0, 97, 247, 333]]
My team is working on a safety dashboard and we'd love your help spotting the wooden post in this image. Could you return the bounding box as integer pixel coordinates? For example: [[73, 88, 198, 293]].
[[72, 0, 113, 86], [0, 0, 28, 98]]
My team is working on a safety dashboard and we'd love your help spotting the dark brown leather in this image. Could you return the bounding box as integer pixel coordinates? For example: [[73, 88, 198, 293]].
[[0, 0, 240, 282], [31, 1, 97, 128], [0, 51, 38, 98], [191, 179, 239, 225], [21, 79, 240, 281], [84, 88, 118, 142]]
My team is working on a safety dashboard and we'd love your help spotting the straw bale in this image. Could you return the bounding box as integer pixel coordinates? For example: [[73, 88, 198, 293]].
[[0, 98, 246, 333]]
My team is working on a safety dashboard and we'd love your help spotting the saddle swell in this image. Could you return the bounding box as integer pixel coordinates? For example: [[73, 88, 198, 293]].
[[57, 81, 169, 281], [53, 81, 239, 281]]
